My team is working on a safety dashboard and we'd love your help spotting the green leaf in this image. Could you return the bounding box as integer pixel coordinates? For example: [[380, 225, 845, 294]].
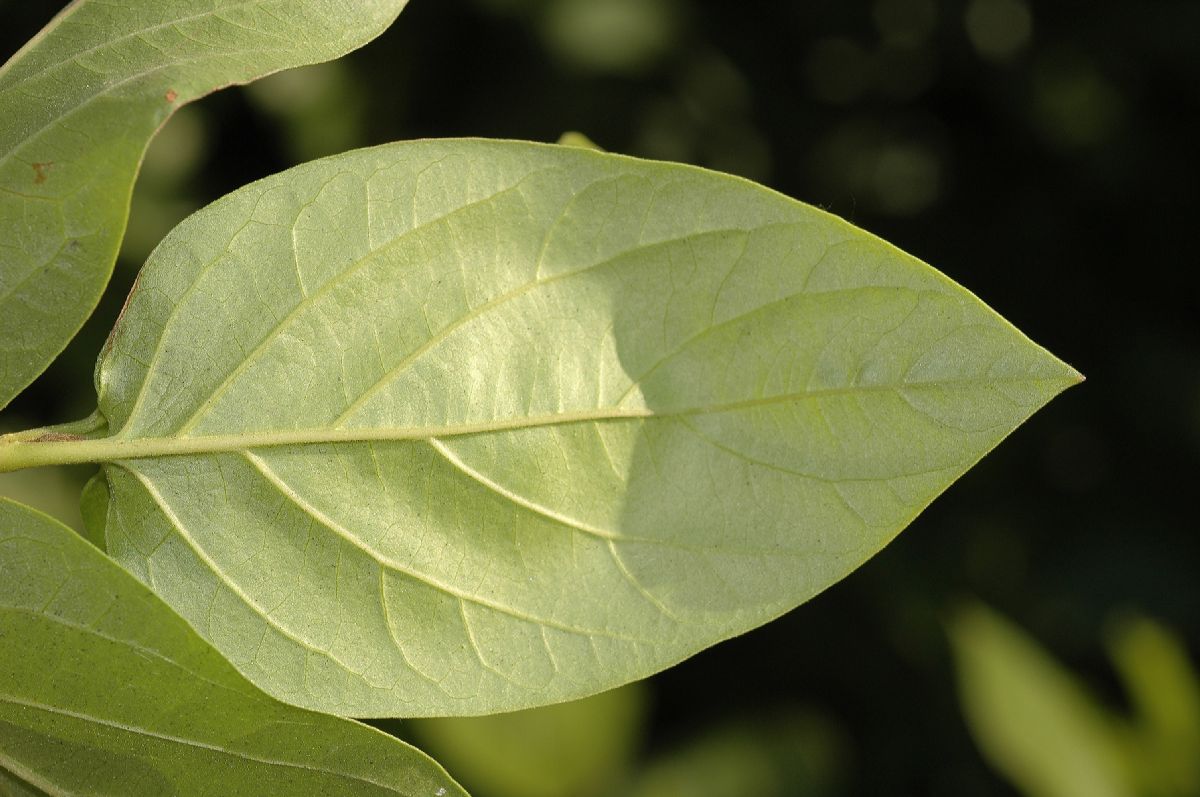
[[410, 685, 645, 797], [1106, 616, 1200, 796], [630, 712, 846, 797], [74, 139, 1078, 716], [0, 765, 44, 797], [0, 497, 466, 797], [0, 0, 410, 411], [949, 604, 1132, 797], [79, 470, 110, 549], [557, 131, 605, 151]]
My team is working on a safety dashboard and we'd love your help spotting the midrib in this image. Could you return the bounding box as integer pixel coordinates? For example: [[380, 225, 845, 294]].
[[11, 405, 656, 469], [2, 374, 1073, 470]]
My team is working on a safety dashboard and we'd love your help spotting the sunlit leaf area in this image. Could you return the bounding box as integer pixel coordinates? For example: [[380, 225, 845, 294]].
[[2, 1, 1197, 794]]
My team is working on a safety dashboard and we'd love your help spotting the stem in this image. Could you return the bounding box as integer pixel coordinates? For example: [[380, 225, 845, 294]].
[[0, 410, 108, 472]]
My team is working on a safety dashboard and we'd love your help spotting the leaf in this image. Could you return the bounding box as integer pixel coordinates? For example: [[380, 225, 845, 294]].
[[1107, 616, 1200, 750], [410, 684, 645, 797], [77, 139, 1080, 716], [0, 497, 467, 797], [79, 470, 110, 549], [949, 604, 1132, 797], [0, 766, 45, 797], [630, 712, 846, 797], [0, 0, 410, 411], [557, 131, 605, 151], [1106, 616, 1200, 795]]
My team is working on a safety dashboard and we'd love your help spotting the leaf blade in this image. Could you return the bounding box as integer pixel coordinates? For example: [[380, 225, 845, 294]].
[[0, 0, 410, 410], [90, 139, 1080, 715], [0, 497, 467, 796]]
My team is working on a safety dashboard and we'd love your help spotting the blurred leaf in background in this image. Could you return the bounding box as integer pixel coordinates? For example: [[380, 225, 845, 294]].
[[408, 684, 646, 797], [121, 106, 208, 265], [1107, 615, 1200, 796], [405, 684, 847, 797], [245, 62, 368, 163], [629, 709, 848, 797], [963, 0, 1032, 63], [949, 604, 1200, 797], [538, 0, 682, 75]]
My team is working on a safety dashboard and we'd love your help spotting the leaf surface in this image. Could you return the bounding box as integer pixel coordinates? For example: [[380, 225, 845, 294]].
[[0, 0, 409, 410], [79, 470, 110, 549], [0, 497, 466, 796], [84, 139, 1080, 716]]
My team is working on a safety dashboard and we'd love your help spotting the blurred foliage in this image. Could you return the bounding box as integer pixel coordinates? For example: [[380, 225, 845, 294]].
[[950, 605, 1200, 797], [2, 0, 1198, 794], [406, 684, 645, 797], [1110, 618, 1200, 795], [244, 62, 369, 162], [557, 130, 605, 150], [628, 710, 848, 797], [394, 685, 847, 797]]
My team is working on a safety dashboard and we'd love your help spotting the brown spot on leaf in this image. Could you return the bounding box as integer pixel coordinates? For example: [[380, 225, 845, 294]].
[[165, 89, 178, 102], [32, 162, 51, 184]]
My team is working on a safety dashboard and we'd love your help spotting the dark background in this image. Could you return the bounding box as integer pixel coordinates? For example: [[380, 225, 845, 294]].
[[2, 1, 1197, 794]]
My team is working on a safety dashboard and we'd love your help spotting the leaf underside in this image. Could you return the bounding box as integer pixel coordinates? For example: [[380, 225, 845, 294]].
[[89, 139, 1081, 716], [0, 0, 409, 410], [0, 498, 465, 796]]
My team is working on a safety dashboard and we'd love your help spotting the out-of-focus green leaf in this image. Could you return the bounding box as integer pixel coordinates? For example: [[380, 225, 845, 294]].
[[244, 61, 367, 163], [6, 139, 1079, 716], [410, 685, 645, 797], [630, 712, 846, 797], [0, 497, 467, 797], [949, 604, 1132, 797], [1107, 616, 1200, 795], [557, 131, 604, 150], [0, 0, 410, 410], [539, 0, 680, 75]]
